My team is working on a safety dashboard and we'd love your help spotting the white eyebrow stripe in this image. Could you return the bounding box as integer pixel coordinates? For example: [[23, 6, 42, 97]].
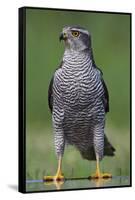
[[71, 28, 89, 35]]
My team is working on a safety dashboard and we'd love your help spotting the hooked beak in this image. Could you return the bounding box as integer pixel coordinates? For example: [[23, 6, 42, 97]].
[[59, 32, 67, 41]]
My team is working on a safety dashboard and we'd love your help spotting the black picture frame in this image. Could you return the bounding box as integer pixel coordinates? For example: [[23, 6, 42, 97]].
[[19, 6, 132, 193]]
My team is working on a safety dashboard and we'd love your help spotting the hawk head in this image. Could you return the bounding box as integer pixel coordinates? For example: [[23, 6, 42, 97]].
[[59, 25, 91, 51]]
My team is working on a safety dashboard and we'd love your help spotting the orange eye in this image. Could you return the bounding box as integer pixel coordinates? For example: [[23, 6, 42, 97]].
[[71, 31, 80, 37]]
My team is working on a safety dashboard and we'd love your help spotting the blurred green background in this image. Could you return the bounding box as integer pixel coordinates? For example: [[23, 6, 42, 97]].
[[26, 8, 131, 181]]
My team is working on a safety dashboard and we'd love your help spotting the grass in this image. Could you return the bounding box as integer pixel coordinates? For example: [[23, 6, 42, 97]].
[[26, 124, 130, 180]]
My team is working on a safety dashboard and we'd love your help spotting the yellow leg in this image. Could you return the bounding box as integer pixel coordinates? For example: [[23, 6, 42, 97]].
[[43, 156, 64, 182], [91, 154, 112, 179]]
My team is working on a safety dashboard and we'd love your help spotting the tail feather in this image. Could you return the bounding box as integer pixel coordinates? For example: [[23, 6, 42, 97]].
[[104, 135, 116, 156], [80, 135, 116, 161]]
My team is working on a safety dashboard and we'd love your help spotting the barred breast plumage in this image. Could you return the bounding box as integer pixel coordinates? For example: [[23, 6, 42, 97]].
[[52, 49, 106, 160]]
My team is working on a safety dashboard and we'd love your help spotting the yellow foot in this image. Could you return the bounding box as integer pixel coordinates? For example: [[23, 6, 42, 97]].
[[90, 173, 112, 179], [43, 174, 65, 182], [43, 174, 65, 190]]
